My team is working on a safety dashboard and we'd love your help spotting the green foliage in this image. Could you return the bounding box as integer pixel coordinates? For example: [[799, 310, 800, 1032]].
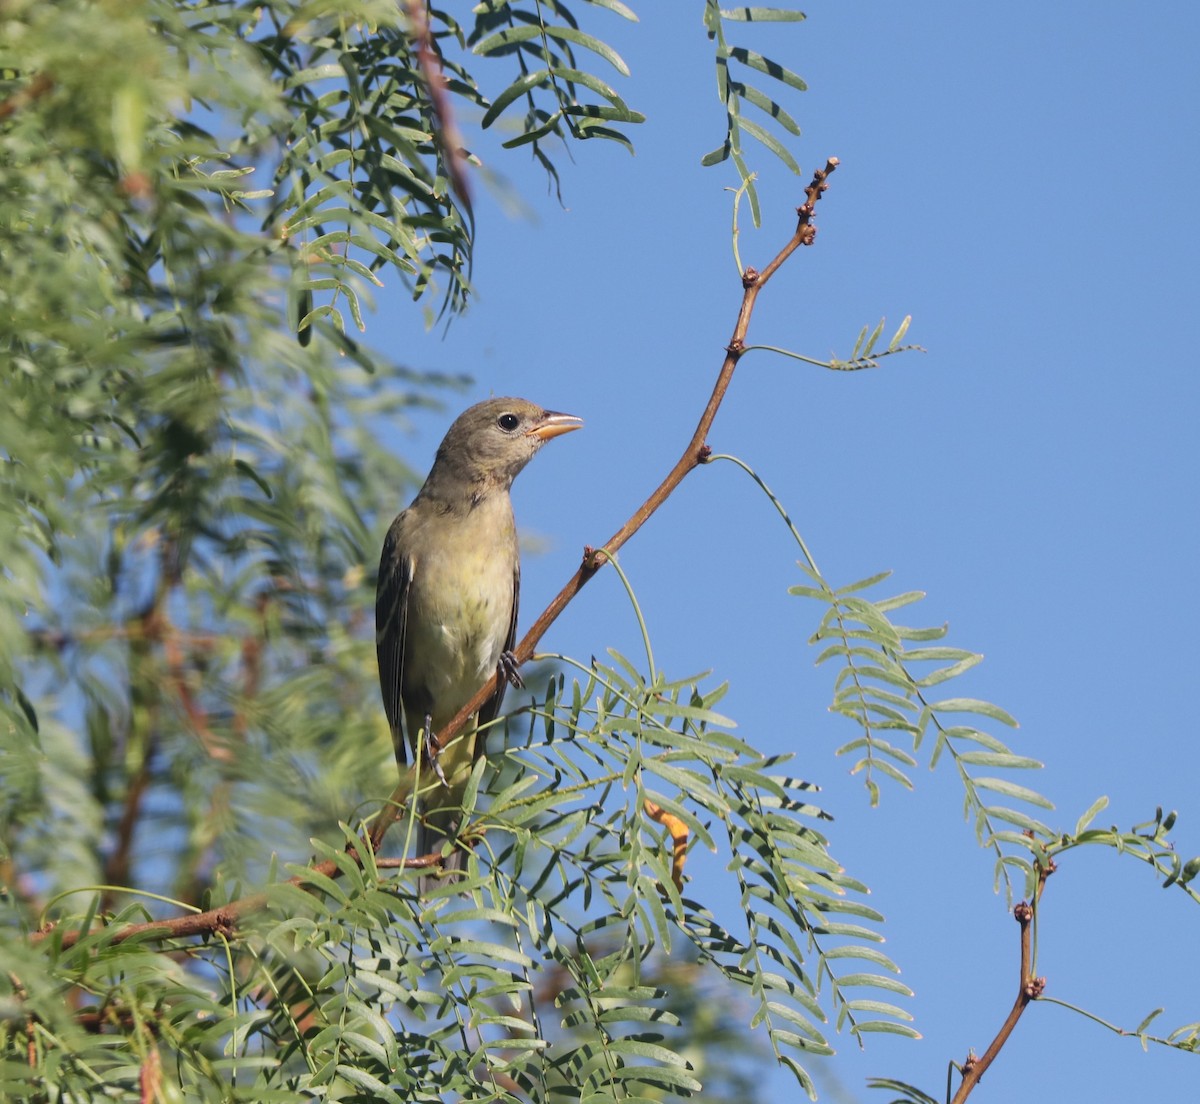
[[475, 0, 646, 182], [703, 2, 810, 225], [742, 316, 924, 373], [708, 452, 1055, 899], [0, 2, 838, 1100], [3, 2, 1197, 1102]]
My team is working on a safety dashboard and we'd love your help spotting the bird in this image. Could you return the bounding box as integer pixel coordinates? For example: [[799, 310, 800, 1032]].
[[375, 397, 582, 891]]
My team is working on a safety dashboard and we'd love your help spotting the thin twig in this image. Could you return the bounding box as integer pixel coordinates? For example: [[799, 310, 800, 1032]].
[[951, 858, 1054, 1103], [29, 848, 444, 950], [405, 0, 471, 213]]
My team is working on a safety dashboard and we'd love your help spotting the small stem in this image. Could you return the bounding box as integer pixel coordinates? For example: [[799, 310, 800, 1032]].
[[951, 861, 1052, 1103]]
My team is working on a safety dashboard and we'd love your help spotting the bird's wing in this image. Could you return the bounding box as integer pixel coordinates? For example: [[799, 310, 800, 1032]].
[[477, 558, 520, 733], [376, 523, 411, 766]]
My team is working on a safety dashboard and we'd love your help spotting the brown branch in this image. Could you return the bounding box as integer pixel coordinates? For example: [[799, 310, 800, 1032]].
[[405, 0, 471, 213], [0, 72, 54, 122], [28, 848, 450, 951], [28, 162, 839, 954], [370, 156, 839, 852], [100, 756, 151, 904], [951, 858, 1054, 1103]]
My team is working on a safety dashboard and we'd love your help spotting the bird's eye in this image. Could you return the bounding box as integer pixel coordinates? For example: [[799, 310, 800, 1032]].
[[497, 413, 520, 432]]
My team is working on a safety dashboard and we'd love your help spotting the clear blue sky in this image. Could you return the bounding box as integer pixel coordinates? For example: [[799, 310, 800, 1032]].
[[373, 5, 1200, 1100]]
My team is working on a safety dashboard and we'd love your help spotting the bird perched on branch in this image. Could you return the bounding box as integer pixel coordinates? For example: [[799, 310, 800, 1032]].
[[376, 397, 582, 891]]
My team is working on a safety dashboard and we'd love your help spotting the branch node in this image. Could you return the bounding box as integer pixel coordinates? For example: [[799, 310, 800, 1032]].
[[1024, 976, 1046, 999], [726, 338, 745, 355], [741, 266, 760, 288], [698, 444, 713, 463], [1013, 900, 1033, 924]]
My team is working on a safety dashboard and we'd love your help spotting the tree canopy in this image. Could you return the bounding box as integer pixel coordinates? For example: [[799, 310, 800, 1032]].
[[1, 4, 1196, 1103]]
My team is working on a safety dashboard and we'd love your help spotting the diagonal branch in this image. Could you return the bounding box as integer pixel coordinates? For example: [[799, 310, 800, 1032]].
[[29, 159, 839, 951], [369, 156, 838, 851]]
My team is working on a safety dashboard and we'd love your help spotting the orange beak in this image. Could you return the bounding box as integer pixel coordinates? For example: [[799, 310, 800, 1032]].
[[527, 410, 583, 442]]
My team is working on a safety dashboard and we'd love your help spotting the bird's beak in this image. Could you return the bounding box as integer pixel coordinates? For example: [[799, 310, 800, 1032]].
[[527, 411, 583, 442]]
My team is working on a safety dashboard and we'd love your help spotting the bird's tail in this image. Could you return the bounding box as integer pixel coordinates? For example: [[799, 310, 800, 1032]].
[[416, 802, 468, 896]]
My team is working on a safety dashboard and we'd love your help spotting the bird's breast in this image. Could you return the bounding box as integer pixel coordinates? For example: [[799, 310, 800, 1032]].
[[403, 506, 517, 728]]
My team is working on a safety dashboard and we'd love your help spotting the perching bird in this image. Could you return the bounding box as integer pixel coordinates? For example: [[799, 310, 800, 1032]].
[[376, 397, 582, 890]]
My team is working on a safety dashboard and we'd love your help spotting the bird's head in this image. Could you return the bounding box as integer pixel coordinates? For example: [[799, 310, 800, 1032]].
[[430, 397, 583, 492]]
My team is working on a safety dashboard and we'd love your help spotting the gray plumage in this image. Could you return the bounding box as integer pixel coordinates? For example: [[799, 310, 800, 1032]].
[[376, 397, 581, 890]]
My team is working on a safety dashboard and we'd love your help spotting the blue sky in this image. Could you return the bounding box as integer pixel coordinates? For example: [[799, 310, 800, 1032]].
[[371, 5, 1200, 1100]]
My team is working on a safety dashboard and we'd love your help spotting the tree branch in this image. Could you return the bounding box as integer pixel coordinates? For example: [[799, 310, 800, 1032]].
[[29, 851, 443, 951], [0, 73, 54, 122], [29, 160, 839, 951], [951, 857, 1053, 1103], [369, 156, 839, 852]]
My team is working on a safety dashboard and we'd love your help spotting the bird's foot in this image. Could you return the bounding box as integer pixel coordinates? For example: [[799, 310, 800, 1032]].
[[498, 650, 524, 689], [423, 713, 449, 786]]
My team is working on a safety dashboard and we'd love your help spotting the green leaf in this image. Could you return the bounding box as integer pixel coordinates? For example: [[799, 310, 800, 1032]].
[[957, 751, 1042, 769], [973, 776, 1055, 809], [481, 69, 551, 128], [854, 1020, 922, 1038], [737, 116, 801, 173], [834, 570, 893, 596], [720, 7, 809, 21], [727, 46, 808, 91], [590, 0, 640, 19], [474, 25, 632, 77], [1134, 1007, 1165, 1035], [701, 140, 732, 166], [502, 110, 565, 149], [732, 80, 802, 134], [925, 697, 1019, 727], [1074, 794, 1110, 836]]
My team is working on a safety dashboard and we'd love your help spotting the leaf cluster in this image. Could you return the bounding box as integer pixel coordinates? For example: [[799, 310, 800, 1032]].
[[703, 3, 809, 225], [0, 4, 843, 1100]]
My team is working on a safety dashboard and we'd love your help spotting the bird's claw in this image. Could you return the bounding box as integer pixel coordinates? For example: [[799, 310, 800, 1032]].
[[498, 650, 524, 689], [423, 713, 449, 786]]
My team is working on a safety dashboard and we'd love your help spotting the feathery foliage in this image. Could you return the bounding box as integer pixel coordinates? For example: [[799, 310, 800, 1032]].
[[2, 3, 1197, 1102]]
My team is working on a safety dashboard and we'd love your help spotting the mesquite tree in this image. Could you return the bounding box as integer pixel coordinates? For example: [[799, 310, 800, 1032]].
[[1, 4, 1195, 1103]]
